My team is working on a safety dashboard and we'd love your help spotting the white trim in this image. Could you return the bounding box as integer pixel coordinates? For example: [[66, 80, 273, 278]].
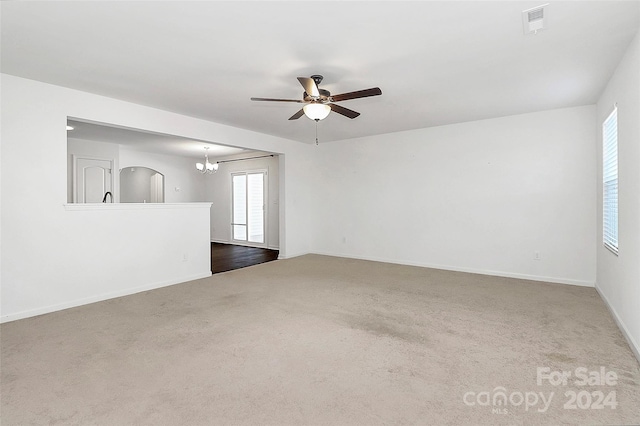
[[64, 202, 212, 211], [277, 251, 309, 260], [595, 284, 640, 365], [210, 239, 279, 251], [0, 272, 212, 324], [311, 251, 595, 287], [604, 242, 619, 256], [210, 238, 229, 244]]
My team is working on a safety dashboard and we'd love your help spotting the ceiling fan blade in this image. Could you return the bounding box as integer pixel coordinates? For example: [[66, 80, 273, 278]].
[[329, 103, 360, 119], [288, 109, 305, 120], [297, 77, 320, 97], [251, 97, 305, 103], [330, 87, 382, 102]]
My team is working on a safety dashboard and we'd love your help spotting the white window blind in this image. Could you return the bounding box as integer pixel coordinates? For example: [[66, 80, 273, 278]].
[[603, 107, 618, 254], [247, 173, 264, 244]]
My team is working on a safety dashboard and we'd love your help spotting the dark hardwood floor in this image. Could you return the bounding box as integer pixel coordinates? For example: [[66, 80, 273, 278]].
[[211, 242, 279, 274]]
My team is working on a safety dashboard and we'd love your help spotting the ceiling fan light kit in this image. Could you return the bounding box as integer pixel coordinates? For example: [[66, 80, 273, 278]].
[[251, 74, 382, 122], [303, 103, 331, 121]]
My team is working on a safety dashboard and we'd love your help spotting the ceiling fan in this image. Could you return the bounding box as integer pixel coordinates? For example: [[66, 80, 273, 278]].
[[250, 75, 382, 121]]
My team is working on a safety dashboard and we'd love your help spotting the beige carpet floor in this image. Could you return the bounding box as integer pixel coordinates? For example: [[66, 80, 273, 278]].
[[2, 254, 639, 425]]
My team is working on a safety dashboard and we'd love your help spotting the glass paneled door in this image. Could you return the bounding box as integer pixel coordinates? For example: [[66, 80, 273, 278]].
[[232, 171, 266, 245]]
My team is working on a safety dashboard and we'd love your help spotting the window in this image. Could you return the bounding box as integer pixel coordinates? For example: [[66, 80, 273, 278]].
[[232, 171, 266, 244], [603, 107, 618, 254]]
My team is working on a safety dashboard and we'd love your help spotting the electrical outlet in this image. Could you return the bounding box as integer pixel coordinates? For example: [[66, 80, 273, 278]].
[[534, 251, 541, 261]]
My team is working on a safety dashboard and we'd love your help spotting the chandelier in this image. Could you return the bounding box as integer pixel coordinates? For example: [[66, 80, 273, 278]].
[[195, 146, 219, 174]]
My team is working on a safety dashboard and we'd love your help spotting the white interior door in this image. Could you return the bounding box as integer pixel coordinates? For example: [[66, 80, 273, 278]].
[[232, 171, 266, 246], [74, 157, 113, 203]]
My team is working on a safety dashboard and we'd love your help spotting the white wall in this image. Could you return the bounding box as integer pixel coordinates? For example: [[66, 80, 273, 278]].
[[205, 154, 280, 249], [0, 74, 316, 322], [120, 147, 207, 203], [312, 106, 597, 286], [595, 31, 640, 360], [8, 203, 213, 322]]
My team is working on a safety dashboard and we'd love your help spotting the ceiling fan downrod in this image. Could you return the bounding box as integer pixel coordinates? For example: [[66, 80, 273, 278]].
[[310, 75, 324, 86]]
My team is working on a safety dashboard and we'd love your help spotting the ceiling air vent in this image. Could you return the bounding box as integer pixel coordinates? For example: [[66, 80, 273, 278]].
[[522, 4, 548, 35]]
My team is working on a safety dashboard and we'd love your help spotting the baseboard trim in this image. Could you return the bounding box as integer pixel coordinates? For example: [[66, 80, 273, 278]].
[[278, 251, 308, 260], [311, 251, 595, 287], [210, 239, 279, 251], [595, 284, 640, 365], [0, 271, 212, 324]]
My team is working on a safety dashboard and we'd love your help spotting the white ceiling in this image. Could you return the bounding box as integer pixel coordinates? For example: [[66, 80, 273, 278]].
[[67, 119, 254, 160], [2, 1, 639, 143]]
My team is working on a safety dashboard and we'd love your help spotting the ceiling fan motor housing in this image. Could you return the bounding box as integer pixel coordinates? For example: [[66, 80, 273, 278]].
[[304, 88, 331, 103], [303, 75, 330, 102]]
